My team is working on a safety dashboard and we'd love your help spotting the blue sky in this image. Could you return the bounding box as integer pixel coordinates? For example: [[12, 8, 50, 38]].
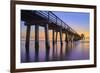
[[53, 11, 90, 33]]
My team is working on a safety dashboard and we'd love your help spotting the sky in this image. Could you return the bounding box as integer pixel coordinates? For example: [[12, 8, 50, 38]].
[[53, 11, 89, 35], [21, 10, 90, 41]]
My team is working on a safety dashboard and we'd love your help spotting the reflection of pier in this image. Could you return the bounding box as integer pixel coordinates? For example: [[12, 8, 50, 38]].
[[21, 10, 81, 61]]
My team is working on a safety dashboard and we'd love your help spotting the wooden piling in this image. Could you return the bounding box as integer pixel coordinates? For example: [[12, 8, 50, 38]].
[[55, 31, 58, 43], [60, 29, 63, 59], [45, 24, 50, 49], [52, 29, 55, 58], [55, 31, 58, 56], [25, 24, 31, 58], [35, 24, 39, 61], [52, 29, 55, 48], [45, 24, 50, 61], [71, 35, 74, 43], [60, 29, 63, 46], [68, 34, 71, 43], [65, 33, 68, 43]]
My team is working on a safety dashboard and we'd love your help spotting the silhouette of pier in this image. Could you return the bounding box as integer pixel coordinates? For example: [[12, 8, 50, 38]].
[[21, 10, 82, 61]]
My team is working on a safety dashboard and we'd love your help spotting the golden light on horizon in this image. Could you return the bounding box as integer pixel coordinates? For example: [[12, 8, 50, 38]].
[[21, 25, 90, 42], [21, 31, 89, 41], [79, 31, 90, 41]]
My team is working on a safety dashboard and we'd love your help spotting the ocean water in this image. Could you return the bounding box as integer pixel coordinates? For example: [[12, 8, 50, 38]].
[[21, 40, 89, 63]]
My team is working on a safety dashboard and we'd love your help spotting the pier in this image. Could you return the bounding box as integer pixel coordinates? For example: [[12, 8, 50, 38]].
[[21, 10, 82, 61]]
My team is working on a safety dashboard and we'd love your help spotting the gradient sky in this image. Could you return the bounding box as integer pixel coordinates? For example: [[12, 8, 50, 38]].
[[53, 11, 90, 33], [21, 11, 90, 40]]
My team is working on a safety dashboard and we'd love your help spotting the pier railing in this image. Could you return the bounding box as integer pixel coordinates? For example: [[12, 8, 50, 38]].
[[34, 11, 78, 34]]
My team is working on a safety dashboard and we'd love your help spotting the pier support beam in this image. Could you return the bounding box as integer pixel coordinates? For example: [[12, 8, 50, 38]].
[[55, 31, 58, 56], [55, 31, 58, 44], [25, 25, 31, 54], [35, 24, 39, 61], [52, 29, 55, 58], [71, 35, 74, 43], [68, 34, 71, 43], [25, 24, 31, 61], [65, 33, 68, 43], [52, 29, 55, 49], [60, 29, 63, 59], [67, 33, 69, 43], [45, 24, 50, 61], [60, 29, 63, 47]]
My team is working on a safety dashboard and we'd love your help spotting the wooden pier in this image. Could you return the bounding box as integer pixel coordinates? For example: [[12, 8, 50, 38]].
[[21, 10, 82, 61]]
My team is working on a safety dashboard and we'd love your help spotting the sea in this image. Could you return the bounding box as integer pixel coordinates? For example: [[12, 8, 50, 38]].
[[21, 40, 89, 63]]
